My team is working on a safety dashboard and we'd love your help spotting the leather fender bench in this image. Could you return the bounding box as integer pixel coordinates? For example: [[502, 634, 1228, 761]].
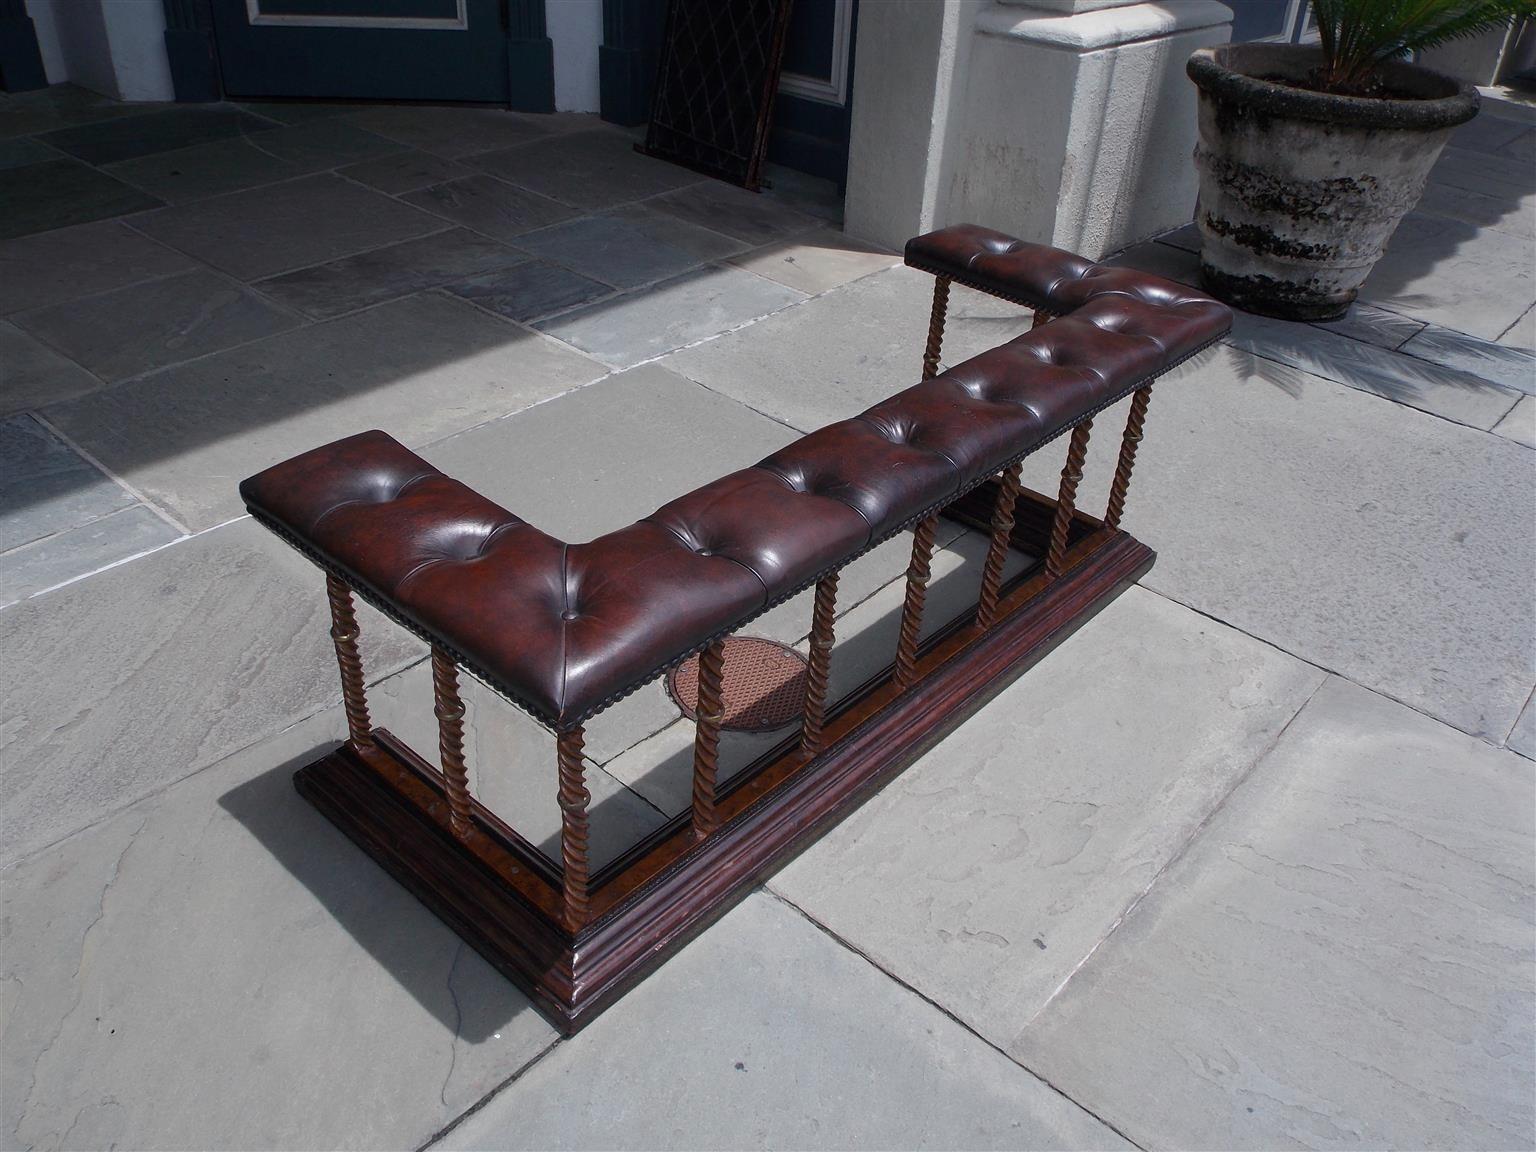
[[241, 224, 1229, 1032]]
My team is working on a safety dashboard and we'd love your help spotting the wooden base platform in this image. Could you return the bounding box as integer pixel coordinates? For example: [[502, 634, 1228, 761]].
[[295, 491, 1153, 1034]]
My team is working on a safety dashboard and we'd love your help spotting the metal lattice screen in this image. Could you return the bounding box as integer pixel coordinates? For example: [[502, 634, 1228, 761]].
[[639, 0, 794, 190]]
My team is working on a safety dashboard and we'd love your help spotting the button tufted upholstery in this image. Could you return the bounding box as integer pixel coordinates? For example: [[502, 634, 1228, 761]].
[[241, 225, 1229, 731], [905, 222, 1218, 319]]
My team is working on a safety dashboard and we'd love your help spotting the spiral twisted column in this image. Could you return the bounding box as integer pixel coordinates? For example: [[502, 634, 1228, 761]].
[[895, 516, 938, 689], [557, 728, 591, 932], [977, 463, 1022, 629], [1104, 385, 1153, 531], [800, 572, 840, 758], [1045, 420, 1093, 579], [922, 277, 951, 380], [690, 639, 726, 840], [325, 574, 373, 749], [430, 646, 473, 840]]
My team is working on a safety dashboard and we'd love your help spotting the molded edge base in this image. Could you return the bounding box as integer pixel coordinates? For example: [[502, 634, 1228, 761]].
[[295, 530, 1155, 1033]]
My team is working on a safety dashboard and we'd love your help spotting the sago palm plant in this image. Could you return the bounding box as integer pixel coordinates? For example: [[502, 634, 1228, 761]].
[[1311, 0, 1536, 92]]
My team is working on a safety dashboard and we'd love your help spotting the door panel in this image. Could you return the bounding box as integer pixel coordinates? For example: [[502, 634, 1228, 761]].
[[212, 0, 529, 104], [769, 0, 856, 187]]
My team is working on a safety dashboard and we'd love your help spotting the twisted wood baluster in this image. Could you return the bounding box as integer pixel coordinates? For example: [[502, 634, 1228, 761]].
[[431, 646, 473, 840], [325, 574, 373, 749], [1103, 385, 1152, 531], [800, 572, 839, 758], [976, 463, 1022, 630], [922, 276, 951, 380], [557, 727, 590, 932], [691, 639, 726, 841], [895, 515, 938, 689], [1045, 419, 1093, 579]]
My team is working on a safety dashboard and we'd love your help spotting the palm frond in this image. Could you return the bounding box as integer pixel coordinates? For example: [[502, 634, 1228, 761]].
[[1310, 0, 1536, 90]]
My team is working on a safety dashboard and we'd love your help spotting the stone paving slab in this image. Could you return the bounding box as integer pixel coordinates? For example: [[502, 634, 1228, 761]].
[[0, 158, 163, 240], [12, 267, 302, 382], [443, 260, 610, 325], [0, 702, 557, 1152], [345, 104, 557, 159], [0, 85, 153, 140], [41, 291, 604, 531], [769, 585, 1324, 1047], [1416, 179, 1535, 239], [601, 202, 750, 264], [401, 173, 577, 243], [337, 149, 473, 195], [661, 264, 1034, 431], [0, 504, 180, 608], [435, 893, 1131, 1152], [418, 362, 796, 542], [0, 219, 195, 316], [1399, 322, 1536, 395], [1492, 393, 1536, 448], [1012, 677, 1536, 1151], [1501, 304, 1535, 350], [0, 414, 133, 551], [0, 136, 58, 169], [728, 227, 901, 294], [101, 135, 307, 205], [538, 264, 805, 369], [647, 179, 823, 246], [241, 119, 402, 171], [1224, 309, 1520, 429], [36, 105, 275, 166], [1509, 691, 1536, 759], [132, 173, 447, 281], [236, 100, 352, 126], [1018, 347, 1536, 742], [253, 227, 525, 320], [1362, 209, 1535, 339], [0, 518, 422, 867], [0, 322, 102, 416], [468, 130, 702, 211], [513, 213, 703, 289], [1308, 301, 1426, 351]]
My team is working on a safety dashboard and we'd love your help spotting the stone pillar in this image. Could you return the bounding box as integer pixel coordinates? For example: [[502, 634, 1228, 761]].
[[843, 0, 985, 252], [30, 0, 175, 101], [844, 0, 1233, 259]]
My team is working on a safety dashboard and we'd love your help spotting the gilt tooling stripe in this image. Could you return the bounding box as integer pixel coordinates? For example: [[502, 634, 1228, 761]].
[[240, 225, 1231, 730]]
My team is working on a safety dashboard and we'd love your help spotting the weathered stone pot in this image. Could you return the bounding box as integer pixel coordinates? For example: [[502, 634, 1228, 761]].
[[1187, 43, 1478, 320]]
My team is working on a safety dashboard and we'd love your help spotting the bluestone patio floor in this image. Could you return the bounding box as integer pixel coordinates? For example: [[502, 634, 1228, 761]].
[[1, 82, 1533, 1151]]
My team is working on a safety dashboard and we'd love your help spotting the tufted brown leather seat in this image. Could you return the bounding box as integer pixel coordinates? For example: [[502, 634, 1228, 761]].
[[242, 226, 1229, 731], [905, 222, 1211, 319]]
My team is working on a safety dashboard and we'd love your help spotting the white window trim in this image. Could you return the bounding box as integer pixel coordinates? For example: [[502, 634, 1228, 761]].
[[246, 0, 468, 30], [1249, 0, 1304, 42], [778, 0, 852, 106]]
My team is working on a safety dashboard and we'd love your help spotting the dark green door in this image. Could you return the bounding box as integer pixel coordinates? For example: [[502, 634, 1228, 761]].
[[211, 0, 553, 109]]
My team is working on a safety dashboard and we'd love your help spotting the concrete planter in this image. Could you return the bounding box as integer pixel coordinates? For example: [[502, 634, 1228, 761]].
[[1187, 44, 1478, 320]]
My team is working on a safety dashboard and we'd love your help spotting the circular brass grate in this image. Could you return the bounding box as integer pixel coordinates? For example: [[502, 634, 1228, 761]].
[[666, 636, 808, 732]]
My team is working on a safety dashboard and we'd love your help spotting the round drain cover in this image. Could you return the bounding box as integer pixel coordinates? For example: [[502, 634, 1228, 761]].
[[666, 636, 808, 732]]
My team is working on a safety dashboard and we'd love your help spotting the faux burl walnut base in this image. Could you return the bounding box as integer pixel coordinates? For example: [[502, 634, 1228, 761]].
[[240, 223, 1230, 1037], [295, 491, 1150, 1034]]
